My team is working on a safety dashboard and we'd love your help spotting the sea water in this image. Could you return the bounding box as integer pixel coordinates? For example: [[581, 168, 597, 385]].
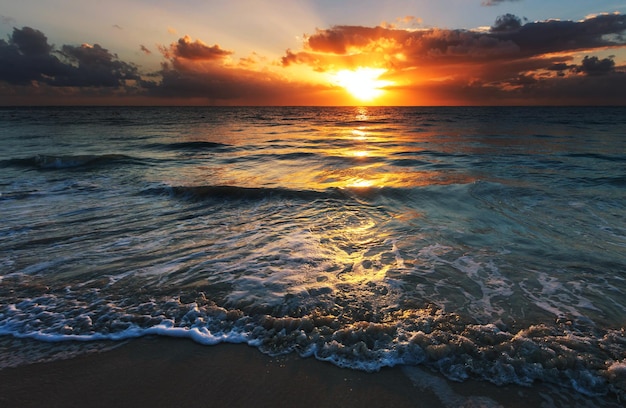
[[1, 106, 625, 400]]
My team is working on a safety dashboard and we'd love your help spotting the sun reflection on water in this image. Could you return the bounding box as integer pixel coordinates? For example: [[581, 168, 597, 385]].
[[346, 178, 375, 188], [167, 105, 476, 192], [355, 106, 369, 121], [351, 150, 370, 158], [351, 128, 367, 140], [312, 210, 393, 286]]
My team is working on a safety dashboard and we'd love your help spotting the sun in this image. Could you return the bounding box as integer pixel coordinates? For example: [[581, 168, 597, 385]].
[[331, 67, 393, 101]]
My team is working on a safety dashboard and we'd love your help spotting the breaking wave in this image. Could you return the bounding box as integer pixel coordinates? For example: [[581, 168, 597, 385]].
[[1, 154, 146, 170]]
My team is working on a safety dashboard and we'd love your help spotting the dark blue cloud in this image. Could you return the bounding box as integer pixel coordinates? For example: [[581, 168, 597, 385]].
[[576, 56, 616, 76], [0, 27, 67, 85], [0, 27, 139, 88]]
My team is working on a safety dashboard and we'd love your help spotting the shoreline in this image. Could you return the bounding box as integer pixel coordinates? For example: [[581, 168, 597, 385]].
[[0, 337, 621, 408]]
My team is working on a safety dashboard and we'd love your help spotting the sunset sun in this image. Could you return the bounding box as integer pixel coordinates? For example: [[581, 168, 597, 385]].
[[331, 67, 393, 102]]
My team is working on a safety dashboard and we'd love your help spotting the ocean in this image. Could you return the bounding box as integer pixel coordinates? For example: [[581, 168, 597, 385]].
[[1, 106, 625, 403]]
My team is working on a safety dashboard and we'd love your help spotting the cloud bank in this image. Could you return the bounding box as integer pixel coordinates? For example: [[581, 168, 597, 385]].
[[1, 12, 625, 105], [0, 27, 141, 103], [282, 12, 626, 104]]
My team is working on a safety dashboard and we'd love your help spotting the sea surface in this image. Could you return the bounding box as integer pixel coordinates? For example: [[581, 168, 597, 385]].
[[1, 106, 625, 402]]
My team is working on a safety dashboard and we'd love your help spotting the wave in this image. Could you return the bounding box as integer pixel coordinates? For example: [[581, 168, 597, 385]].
[[334, 119, 396, 127], [0, 189, 43, 201], [576, 175, 626, 187], [146, 141, 231, 151], [219, 151, 319, 165], [141, 183, 433, 205], [565, 152, 626, 163], [143, 184, 350, 202], [141, 182, 437, 204], [389, 158, 434, 167], [1, 282, 624, 400], [1, 154, 146, 170]]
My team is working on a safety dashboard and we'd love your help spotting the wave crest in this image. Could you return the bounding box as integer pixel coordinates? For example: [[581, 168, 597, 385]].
[[144, 184, 349, 202], [1, 154, 144, 170]]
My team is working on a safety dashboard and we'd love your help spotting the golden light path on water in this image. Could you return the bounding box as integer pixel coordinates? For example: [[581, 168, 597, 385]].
[[161, 106, 475, 296], [311, 109, 474, 190], [167, 106, 476, 191]]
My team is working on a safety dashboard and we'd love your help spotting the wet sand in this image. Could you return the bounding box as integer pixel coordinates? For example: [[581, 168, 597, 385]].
[[0, 337, 621, 408]]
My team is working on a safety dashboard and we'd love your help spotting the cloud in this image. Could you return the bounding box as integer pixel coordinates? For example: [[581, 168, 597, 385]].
[[281, 13, 626, 104], [168, 35, 233, 60], [148, 35, 327, 104], [0, 27, 139, 90], [285, 13, 626, 66], [482, 0, 522, 6], [58, 43, 140, 87], [0, 27, 66, 85], [10, 26, 53, 56], [413, 68, 626, 105], [491, 13, 523, 32], [504, 13, 626, 54], [1, 12, 625, 106], [575, 55, 616, 76], [0, 27, 327, 105]]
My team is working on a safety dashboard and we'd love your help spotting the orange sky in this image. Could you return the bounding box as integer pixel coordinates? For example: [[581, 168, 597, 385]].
[[1, 2, 626, 105]]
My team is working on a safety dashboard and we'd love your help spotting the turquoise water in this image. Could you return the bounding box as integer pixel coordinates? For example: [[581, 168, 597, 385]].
[[1, 106, 625, 400]]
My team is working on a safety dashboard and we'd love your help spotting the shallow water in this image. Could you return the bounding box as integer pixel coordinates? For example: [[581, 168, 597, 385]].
[[1, 106, 625, 400]]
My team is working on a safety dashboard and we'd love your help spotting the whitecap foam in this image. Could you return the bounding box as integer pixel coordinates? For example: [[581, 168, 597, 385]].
[[1, 274, 625, 400], [518, 269, 620, 322]]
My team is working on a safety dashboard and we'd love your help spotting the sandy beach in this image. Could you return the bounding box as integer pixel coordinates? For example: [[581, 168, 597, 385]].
[[0, 337, 621, 408]]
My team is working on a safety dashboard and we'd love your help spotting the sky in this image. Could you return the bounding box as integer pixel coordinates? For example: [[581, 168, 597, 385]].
[[1, 0, 626, 106]]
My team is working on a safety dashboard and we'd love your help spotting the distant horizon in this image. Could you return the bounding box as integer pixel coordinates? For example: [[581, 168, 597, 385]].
[[2, 1, 626, 106], [2, 104, 625, 108]]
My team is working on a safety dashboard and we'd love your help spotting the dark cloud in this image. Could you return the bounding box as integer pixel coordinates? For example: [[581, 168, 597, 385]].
[[10, 26, 53, 56], [547, 62, 571, 71], [285, 13, 626, 66], [491, 14, 523, 32], [506, 70, 626, 105], [502, 13, 626, 54], [0, 27, 66, 85], [575, 56, 616, 76], [169, 35, 233, 60], [148, 64, 326, 104], [154, 65, 266, 100], [482, 0, 522, 6], [405, 66, 626, 105], [58, 43, 140, 87], [140, 45, 152, 55], [0, 27, 139, 89], [0, 27, 325, 105]]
